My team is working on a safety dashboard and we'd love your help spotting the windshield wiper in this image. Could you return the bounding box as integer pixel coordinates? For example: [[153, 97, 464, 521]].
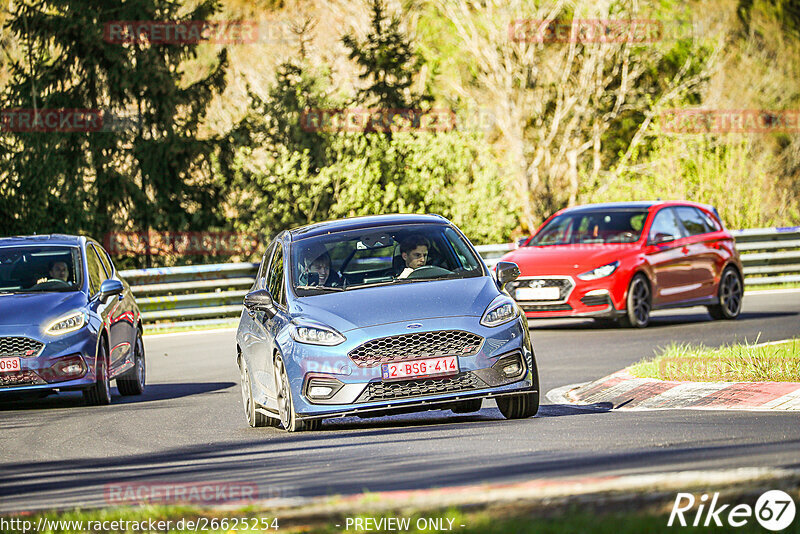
[[295, 285, 344, 292]]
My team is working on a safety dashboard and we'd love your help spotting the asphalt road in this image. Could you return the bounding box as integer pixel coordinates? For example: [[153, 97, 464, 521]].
[[1, 291, 799, 513]]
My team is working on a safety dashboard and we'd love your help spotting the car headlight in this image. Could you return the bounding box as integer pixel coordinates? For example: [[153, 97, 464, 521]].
[[44, 310, 87, 336], [577, 261, 620, 281], [289, 321, 346, 346], [481, 295, 519, 327]]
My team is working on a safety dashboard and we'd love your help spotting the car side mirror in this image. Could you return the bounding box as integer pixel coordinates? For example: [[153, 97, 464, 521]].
[[514, 237, 529, 249], [243, 289, 276, 317], [495, 261, 520, 290], [99, 279, 123, 303], [650, 233, 675, 245]]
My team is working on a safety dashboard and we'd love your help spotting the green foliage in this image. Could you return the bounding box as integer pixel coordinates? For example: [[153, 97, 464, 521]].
[[0, 0, 229, 266], [589, 134, 799, 229], [342, 0, 430, 109], [232, 129, 518, 245]]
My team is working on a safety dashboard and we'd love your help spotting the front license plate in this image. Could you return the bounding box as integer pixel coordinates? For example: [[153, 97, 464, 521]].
[[515, 286, 560, 301], [382, 356, 459, 380], [0, 357, 21, 373]]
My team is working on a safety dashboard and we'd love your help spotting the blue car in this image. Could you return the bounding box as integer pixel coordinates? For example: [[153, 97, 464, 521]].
[[236, 214, 539, 431], [0, 235, 145, 405]]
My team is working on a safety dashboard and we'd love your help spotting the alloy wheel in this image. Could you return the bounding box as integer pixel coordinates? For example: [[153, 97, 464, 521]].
[[275, 358, 291, 429], [630, 277, 651, 325], [720, 270, 743, 316]]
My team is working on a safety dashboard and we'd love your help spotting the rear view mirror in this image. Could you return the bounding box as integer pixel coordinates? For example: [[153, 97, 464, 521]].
[[243, 289, 276, 317], [651, 233, 675, 245], [99, 279, 123, 303], [495, 261, 520, 290]]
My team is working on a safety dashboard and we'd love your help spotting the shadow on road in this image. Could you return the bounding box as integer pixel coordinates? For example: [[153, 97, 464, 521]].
[[0, 382, 235, 411]]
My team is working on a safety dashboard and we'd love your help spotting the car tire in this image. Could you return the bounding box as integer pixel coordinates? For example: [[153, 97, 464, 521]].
[[239, 357, 275, 428], [117, 329, 146, 396], [83, 340, 111, 406], [274, 355, 320, 432], [708, 267, 743, 320], [497, 392, 539, 419], [620, 273, 651, 328], [451, 399, 482, 414], [497, 357, 540, 419]]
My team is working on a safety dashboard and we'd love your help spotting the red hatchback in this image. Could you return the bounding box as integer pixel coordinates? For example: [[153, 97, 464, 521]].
[[500, 201, 744, 327]]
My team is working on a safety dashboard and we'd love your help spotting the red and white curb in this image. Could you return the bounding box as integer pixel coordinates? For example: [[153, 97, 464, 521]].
[[547, 370, 800, 411]]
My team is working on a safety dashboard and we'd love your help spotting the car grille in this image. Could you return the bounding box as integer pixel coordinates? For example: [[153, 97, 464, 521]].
[[348, 330, 484, 368], [357, 372, 486, 402], [0, 337, 44, 358], [509, 277, 574, 302], [521, 303, 573, 312], [0, 370, 46, 388]]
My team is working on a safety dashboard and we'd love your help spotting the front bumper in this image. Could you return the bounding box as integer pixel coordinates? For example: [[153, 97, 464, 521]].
[[276, 315, 537, 419], [510, 277, 626, 319], [0, 324, 99, 395]]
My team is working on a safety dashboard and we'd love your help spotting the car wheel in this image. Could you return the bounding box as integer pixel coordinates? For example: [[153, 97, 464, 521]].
[[497, 357, 540, 419], [451, 399, 482, 414], [274, 355, 320, 432], [117, 329, 146, 396], [621, 273, 651, 328], [708, 267, 743, 320], [239, 357, 275, 428], [83, 340, 111, 406]]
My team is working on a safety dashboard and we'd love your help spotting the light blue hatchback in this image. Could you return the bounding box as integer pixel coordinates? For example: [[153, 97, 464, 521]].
[[236, 214, 538, 431]]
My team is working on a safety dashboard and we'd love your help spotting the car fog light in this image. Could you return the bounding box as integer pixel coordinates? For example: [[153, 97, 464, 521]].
[[304, 376, 344, 401], [502, 362, 521, 377], [39, 355, 87, 383], [309, 386, 333, 398]]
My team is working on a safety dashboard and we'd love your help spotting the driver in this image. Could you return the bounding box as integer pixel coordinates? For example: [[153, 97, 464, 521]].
[[48, 261, 69, 281], [397, 235, 429, 279], [36, 260, 69, 285]]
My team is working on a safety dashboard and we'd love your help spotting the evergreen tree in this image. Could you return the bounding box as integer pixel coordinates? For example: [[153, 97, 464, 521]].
[[342, 0, 430, 110], [0, 0, 229, 266]]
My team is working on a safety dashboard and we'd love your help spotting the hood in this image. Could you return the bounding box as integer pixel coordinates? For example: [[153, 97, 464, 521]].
[[290, 276, 499, 332], [0, 291, 87, 328], [502, 244, 635, 274]]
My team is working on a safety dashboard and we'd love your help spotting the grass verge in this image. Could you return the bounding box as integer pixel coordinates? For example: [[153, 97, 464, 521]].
[[628, 338, 800, 382], [6, 488, 800, 534]]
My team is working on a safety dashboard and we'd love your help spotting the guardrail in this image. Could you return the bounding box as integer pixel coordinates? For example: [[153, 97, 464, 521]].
[[122, 227, 800, 324]]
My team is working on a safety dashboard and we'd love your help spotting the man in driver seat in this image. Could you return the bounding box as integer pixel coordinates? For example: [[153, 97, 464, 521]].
[[398, 235, 429, 279], [36, 260, 69, 285]]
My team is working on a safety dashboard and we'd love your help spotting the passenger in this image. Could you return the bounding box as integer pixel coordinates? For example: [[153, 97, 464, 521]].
[[303, 249, 340, 287], [397, 235, 429, 279]]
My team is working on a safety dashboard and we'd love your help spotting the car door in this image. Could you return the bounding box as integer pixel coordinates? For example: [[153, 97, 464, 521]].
[[87, 244, 130, 374], [644, 207, 691, 306], [94, 242, 138, 373], [250, 240, 288, 405], [674, 207, 718, 300]]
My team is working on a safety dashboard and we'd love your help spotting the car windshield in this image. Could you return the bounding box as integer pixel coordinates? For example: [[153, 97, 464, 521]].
[[528, 209, 649, 246], [290, 224, 484, 295], [0, 246, 83, 293]]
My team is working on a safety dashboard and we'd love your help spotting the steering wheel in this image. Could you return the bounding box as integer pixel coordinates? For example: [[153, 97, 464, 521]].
[[32, 279, 71, 289], [406, 265, 452, 279]]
